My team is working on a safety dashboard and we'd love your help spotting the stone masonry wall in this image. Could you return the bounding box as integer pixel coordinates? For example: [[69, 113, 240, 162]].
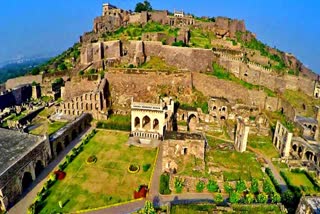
[[6, 75, 42, 90]]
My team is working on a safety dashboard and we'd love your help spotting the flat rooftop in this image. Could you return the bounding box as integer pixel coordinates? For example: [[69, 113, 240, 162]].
[[0, 128, 43, 176], [295, 115, 318, 125], [165, 131, 204, 141]]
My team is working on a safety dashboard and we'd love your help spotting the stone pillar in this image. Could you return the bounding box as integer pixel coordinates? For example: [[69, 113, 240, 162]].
[[315, 106, 320, 141], [282, 132, 293, 158]]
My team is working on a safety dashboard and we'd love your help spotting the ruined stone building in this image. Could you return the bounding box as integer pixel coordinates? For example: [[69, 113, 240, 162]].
[[131, 97, 174, 141], [162, 132, 206, 173], [273, 121, 293, 158], [56, 78, 109, 120], [296, 196, 320, 214], [208, 97, 229, 121], [0, 129, 51, 211], [314, 80, 320, 99], [234, 117, 250, 152]]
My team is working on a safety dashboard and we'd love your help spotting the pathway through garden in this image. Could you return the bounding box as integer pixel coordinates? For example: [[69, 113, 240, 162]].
[[8, 127, 94, 214]]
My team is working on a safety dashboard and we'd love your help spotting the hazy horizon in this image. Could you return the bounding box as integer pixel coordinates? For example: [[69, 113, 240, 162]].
[[0, 0, 319, 73]]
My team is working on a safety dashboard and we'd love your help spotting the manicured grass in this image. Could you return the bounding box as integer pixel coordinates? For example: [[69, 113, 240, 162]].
[[30, 120, 67, 136], [38, 107, 55, 118], [206, 136, 264, 181], [248, 135, 279, 159], [171, 204, 217, 214], [281, 170, 316, 193], [39, 130, 156, 213], [231, 204, 282, 213], [96, 114, 131, 131], [175, 155, 205, 178]]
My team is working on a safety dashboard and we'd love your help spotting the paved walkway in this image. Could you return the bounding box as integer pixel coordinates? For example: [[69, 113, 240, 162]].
[[8, 127, 93, 214], [87, 199, 146, 214], [247, 146, 288, 192]]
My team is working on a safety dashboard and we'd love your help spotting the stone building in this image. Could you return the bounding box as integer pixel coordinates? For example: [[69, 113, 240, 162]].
[[314, 81, 320, 99], [131, 97, 174, 141], [0, 129, 51, 211], [273, 121, 293, 158], [208, 97, 229, 121], [162, 132, 206, 173], [296, 196, 320, 214], [56, 78, 109, 120], [0, 84, 33, 111], [234, 117, 250, 152], [295, 115, 319, 140]]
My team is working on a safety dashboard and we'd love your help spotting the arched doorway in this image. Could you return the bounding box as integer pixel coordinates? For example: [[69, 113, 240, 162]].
[[153, 119, 159, 130], [188, 114, 197, 132], [142, 116, 151, 130], [220, 116, 226, 120], [64, 136, 70, 147], [72, 129, 77, 140], [292, 144, 297, 152], [21, 172, 33, 192], [56, 142, 63, 156], [306, 151, 314, 161], [135, 117, 140, 129], [35, 160, 44, 177]]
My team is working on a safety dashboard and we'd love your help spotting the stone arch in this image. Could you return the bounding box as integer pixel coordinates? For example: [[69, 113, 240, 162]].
[[313, 126, 317, 132], [142, 116, 151, 130], [306, 151, 314, 161], [72, 129, 77, 140], [86, 103, 89, 111], [56, 142, 63, 156], [78, 125, 83, 134], [220, 116, 226, 120], [34, 160, 44, 177], [21, 171, 33, 192], [298, 146, 303, 158], [90, 93, 93, 101], [134, 117, 140, 128], [314, 156, 318, 164], [221, 106, 227, 112], [64, 136, 70, 147], [212, 106, 217, 110], [292, 144, 297, 152], [153, 119, 159, 130], [308, 124, 312, 129]]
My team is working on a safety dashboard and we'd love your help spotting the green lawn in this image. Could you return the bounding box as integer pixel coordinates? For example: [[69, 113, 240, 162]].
[[39, 130, 156, 213], [282, 170, 316, 193], [96, 114, 131, 131], [38, 107, 55, 118], [206, 136, 264, 181], [30, 121, 67, 136], [248, 135, 279, 159]]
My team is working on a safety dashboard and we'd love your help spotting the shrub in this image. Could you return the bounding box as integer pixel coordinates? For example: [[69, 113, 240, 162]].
[[174, 177, 184, 193], [229, 192, 241, 204], [263, 179, 273, 194], [160, 173, 171, 194], [257, 193, 268, 203], [215, 193, 224, 204], [196, 181, 205, 192], [128, 164, 140, 173], [142, 164, 151, 172], [245, 193, 255, 204], [86, 155, 97, 164], [224, 182, 233, 195], [250, 178, 259, 194], [207, 180, 219, 192], [172, 40, 187, 47], [265, 168, 281, 193], [236, 179, 247, 193], [271, 192, 281, 203], [79, 70, 84, 76]]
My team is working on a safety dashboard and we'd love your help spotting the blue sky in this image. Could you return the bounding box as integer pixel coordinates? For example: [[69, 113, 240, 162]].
[[0, 0, 319, 72]]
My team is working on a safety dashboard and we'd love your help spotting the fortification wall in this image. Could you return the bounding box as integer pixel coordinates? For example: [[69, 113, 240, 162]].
[[144, 41, 214, 72], [62, 78, 99, 101], [6, 75, 42, 90]]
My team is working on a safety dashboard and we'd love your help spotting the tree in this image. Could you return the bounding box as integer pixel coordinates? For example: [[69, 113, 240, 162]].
[[215, 193, 224, 204], [58, 63, 67, 71], [207, 180, 219, 192], [134, 1, 152, 13], [31, 67, 40, 75], [250, 178, 259, 194], [174, 177, 184, 193], [263, 179, 273, 194]]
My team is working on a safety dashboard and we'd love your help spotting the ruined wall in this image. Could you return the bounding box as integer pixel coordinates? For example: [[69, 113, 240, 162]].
[[218, 56, 315, 96], [143, 41, 214, 72], [0, 137, 51, 208], [6, 75, 42, 90], [62, 77, 99, 101]]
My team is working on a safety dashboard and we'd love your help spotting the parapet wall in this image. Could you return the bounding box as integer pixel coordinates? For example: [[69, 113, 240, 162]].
[[6, 75, 42, 90]]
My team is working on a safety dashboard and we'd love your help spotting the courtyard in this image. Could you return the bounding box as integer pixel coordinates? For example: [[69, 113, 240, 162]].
[[38, 130, 157, 213]]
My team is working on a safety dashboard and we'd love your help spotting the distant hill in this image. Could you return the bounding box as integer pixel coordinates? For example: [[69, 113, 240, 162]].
[[0, 58, 50, 84]]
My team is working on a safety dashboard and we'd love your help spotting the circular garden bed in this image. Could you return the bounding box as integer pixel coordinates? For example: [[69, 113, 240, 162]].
[[128, 164, 140, 173], [86, 155, 97, 164]]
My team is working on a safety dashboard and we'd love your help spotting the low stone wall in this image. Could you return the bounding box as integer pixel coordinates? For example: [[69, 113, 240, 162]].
[[6, 75, 42, 90]]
